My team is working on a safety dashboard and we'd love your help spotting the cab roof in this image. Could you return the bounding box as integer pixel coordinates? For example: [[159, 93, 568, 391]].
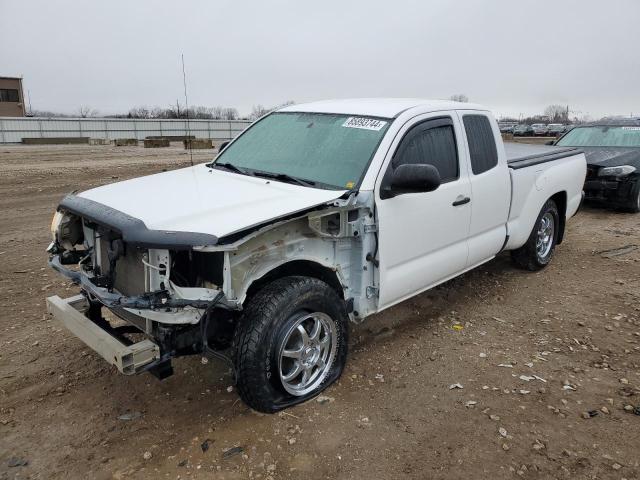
[[278, 98, 489, 119]]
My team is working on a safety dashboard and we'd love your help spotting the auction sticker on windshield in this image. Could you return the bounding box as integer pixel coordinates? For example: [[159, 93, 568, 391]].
[[342, 117, 387, 131]]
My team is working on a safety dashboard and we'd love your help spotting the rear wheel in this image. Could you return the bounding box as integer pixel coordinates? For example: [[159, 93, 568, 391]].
[[511, 199, 560, 271], [233, 276, 348, 413]]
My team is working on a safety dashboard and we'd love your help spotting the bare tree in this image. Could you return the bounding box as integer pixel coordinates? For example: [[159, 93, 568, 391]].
[[110, 104, 247, 120], [449, 94, 469, 103], [210, 106, 224, 119], [78, 105, 98, 118], [248, 101, 296, 120], [192, 106, 213, 119], [543, 105, 569, 123], [31, 110, 71, 118], [128, 106, 152, 119], [249, 104, 270, 120], [572, 113, 592, 124], [222, 107, 239, 120]]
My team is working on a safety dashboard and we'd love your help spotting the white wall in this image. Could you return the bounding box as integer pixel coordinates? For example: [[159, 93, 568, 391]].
[[0, 117, 252, 143]]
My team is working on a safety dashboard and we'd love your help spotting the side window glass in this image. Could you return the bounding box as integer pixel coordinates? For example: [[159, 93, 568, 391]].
[[463, 115, 498, 175], [392, 122, 459, 183]]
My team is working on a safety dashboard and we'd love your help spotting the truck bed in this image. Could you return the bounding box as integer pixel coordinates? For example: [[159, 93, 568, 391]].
[[505, 142, 582, 170], [505, 142, 586, 251]]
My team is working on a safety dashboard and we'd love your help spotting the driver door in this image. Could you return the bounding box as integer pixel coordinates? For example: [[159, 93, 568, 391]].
[[376, 114, 472, 309]]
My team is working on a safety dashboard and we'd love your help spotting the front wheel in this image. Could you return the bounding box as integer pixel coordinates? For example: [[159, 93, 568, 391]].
[[511, 199, 560, 271], [233, 276, 348, 413]]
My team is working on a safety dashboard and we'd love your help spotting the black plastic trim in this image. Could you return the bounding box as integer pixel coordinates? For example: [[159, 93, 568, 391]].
[[507, 148, 582, 170], [498, 234, 510, 253], [452, 196, 471, 206], [58, 194, 219, 249]]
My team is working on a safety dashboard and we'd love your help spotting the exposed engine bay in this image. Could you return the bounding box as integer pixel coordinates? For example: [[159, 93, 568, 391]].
[[48, 191, 378, 377]]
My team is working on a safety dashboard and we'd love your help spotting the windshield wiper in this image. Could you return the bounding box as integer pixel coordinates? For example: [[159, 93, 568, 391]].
[[252, 171, 316, 188], [209, 162, 316, 187], [209, 162, 254, 176]]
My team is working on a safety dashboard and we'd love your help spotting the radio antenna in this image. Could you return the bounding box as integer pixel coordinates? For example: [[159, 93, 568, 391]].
[[181, 53, 194, 167]]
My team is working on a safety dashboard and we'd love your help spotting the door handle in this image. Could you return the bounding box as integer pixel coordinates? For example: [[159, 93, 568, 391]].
[[452, 196, 471, 206]]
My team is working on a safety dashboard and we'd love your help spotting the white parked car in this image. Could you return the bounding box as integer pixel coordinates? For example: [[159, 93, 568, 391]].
[[47, 98, 586, 412]]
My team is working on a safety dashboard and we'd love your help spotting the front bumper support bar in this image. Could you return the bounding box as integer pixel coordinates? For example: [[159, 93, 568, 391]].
[[46, 294, 160, 374], [49, 255, 237, 311]]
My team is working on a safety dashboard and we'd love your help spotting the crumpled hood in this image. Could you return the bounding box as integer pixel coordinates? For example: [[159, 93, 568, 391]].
[[78, 163, 346, 239], [582, 147, 640, 169]]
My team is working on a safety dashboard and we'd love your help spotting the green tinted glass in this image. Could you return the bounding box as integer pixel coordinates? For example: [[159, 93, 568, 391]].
[[216, 112, 390, 189], [557, 126, 640, 147]]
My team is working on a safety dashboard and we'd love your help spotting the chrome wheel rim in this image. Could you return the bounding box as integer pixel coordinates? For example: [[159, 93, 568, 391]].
[[278, 312, 337, 396], [536, 212, 555, 260]]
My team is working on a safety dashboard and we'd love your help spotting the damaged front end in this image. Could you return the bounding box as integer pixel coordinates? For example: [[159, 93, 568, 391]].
[[47, 185, 380, 382], [583, 164, 639, 208], [47, 194, 239, 377]]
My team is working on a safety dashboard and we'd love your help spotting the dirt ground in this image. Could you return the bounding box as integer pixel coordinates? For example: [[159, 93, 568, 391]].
[[1, 144, 639, 480]]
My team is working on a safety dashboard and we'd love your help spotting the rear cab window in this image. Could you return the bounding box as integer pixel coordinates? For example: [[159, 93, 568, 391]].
[[462, 114, 499, 175]]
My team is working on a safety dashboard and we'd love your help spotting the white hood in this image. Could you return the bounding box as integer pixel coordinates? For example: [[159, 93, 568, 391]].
[[79, 163, 346, 238]]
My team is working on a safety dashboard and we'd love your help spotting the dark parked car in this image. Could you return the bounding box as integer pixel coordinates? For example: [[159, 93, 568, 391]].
[[513, 124, 534, 136], [554, 119, 640, 212]]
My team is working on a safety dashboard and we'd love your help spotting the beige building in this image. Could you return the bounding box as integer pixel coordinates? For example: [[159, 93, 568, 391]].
[[0, 76, 26, 117]]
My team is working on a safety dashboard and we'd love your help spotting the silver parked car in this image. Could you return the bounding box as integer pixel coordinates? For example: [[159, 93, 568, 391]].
[[547, 124, 566, 136], [531, 123, 549, 136]]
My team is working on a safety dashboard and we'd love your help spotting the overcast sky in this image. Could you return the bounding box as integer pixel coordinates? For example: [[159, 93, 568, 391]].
[[2, 0, 639, 119]]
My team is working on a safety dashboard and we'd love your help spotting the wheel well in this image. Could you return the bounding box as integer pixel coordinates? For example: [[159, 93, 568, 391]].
[[243, 260, 344, 305], [551, 191, 567, 244]]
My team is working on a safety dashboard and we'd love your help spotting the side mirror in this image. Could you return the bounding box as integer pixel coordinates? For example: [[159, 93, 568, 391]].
[[218, 141, 230, 152], [382, 164, 441, 199], [545, 140, 555, 146]]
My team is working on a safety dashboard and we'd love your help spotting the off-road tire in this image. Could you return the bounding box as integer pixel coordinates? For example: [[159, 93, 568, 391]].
[[233, 276, 349, 413], [511, 199, 560, 271]]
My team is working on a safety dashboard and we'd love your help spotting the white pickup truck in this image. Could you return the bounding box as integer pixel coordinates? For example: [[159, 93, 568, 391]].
[[47, 98, 586, 412]]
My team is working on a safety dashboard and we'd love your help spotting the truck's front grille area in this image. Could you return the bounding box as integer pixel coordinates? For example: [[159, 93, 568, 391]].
[[98, 237, 146, 296]]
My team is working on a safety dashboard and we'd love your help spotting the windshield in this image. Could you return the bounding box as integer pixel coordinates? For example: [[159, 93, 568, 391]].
[[212, 112, 391, 189], [556, 126, 640, 147]]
